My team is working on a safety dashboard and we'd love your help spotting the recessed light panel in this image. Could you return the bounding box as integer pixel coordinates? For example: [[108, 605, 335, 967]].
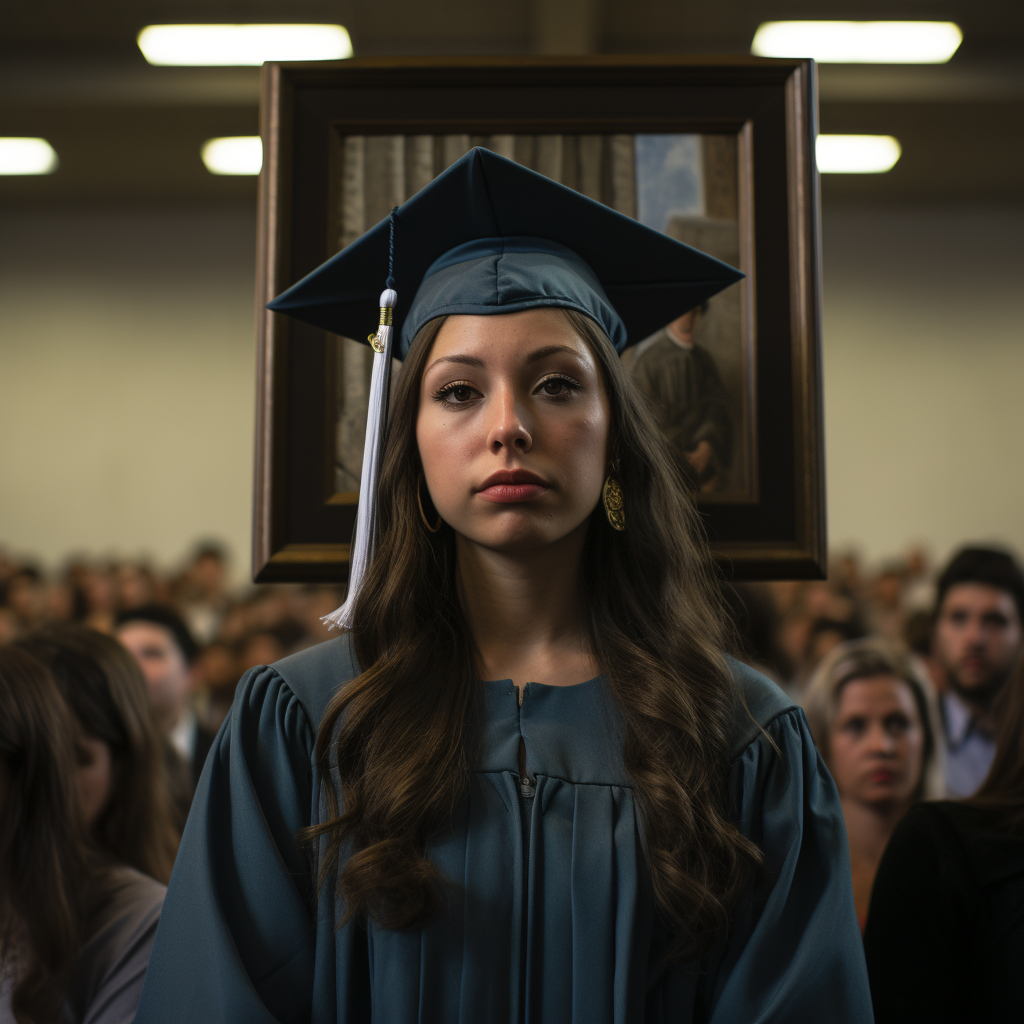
[[0, 138, 59, 175], [816, 136, 902, 174], [201, 136, 263, 176], [138, 24, 352, 66], [752, 21, 962, 63]]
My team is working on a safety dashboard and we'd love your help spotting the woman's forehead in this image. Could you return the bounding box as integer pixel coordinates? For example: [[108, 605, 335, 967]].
[[836, 674, 916, 712], [426, 311, 592, 367]]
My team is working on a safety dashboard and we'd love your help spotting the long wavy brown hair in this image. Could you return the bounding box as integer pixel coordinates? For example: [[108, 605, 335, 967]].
[[303, 309, 761, 959], [17, 626, 179, 883], [0, 646, 107, 1024]]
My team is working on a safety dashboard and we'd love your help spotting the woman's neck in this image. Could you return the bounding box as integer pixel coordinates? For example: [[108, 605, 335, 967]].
[[456, 521, 597, 688], [842, 796, 913, 921]]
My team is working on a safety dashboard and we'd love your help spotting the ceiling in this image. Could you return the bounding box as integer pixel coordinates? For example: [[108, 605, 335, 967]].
[[1, 0, 1021, 206]]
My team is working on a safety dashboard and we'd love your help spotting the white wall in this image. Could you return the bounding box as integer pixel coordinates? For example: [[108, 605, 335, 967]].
[[0, 207, 258, 582], [821, 206, 1024, 569], [1, 203, 1022, 581]]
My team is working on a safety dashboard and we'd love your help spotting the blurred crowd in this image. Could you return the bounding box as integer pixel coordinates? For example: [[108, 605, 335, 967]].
[[0, 539, 949, 717], [0, 542, 344, 738], [726, 545, 940, 695]]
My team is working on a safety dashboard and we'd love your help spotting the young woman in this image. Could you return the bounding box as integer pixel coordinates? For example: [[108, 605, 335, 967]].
[[864, 647, 1024, 1023], [0, 645, 165, 1024], [17, 626, 180, 883], [136, 149, 872, 1023], [803, 639, 937, 929]]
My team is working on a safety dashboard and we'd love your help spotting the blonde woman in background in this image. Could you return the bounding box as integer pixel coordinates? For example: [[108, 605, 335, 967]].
[[804, 639, 940, 930]]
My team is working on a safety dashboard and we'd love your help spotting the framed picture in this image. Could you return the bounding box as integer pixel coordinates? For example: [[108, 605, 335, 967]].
[[253, 56, 825, 583]]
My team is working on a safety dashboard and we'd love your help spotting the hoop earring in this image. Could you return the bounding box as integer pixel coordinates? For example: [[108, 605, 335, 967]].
[[602, 475, 626, 532], [417, 473, 443, 533]]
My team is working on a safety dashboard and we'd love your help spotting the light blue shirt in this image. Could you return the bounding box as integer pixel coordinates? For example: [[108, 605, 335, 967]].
[[942, 690, 997, 797]]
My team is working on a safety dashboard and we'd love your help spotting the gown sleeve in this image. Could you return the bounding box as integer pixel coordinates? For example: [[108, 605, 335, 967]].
[[134, 665, 364, 1024], [700, 706, 874, 1024]]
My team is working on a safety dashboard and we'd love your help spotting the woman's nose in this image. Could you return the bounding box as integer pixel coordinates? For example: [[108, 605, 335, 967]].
[[486, 388, 532, 453], [867, 724, 896, 755]]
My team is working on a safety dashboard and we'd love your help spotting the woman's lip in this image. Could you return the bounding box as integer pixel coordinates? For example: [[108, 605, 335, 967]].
[[478, 483, 549, 503], [867, 769, 897, 784], [479, 469, 548, 488]]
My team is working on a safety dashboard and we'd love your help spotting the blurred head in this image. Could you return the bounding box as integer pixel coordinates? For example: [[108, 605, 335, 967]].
[[416, 309, 611, 556], [116, 563, 156, 610], [665, 301, 708, 348], [0, 645, 91, 1020], [188, 543, 227, 598], [16, 626, 179, 883], [5, 567, 43, 624], [237, 630, 287, 672], [115, 604, 199, 731], [874, 567, 904, 610], [805, 639, 934, 809], [933, 547, 1024, 709]]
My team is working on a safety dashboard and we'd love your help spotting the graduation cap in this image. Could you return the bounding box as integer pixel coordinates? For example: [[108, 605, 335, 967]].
[[268, 147, 743, 629]]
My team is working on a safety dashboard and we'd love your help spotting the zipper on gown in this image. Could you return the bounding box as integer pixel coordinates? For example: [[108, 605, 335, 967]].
[[516, 683, 535, 1024]]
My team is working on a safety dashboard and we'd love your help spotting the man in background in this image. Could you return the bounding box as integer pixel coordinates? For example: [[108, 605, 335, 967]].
[[932, 547, 1024, 796], [628, 304, 733, 492], [116, 604, 216, 822]]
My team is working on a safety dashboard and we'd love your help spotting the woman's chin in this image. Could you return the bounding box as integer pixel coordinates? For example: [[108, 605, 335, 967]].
[[858, 786, 912, 810], [456, 518, 577, 554]]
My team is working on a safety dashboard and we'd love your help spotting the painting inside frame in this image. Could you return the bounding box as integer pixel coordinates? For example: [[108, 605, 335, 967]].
[[326, 130, 756, 507]]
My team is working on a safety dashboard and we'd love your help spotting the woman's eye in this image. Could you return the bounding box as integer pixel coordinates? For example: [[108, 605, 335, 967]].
[[536, 375, 580, 398], [885, 714, 911, 734], [841, 717, 866, 736], [435, 382, 479, 404]]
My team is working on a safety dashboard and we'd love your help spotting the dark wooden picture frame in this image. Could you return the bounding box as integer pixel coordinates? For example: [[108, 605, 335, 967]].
[[253, 56, 825, 584]]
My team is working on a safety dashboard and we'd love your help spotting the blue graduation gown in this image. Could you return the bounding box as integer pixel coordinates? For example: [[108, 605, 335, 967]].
[[135, 636, 872, 1023]]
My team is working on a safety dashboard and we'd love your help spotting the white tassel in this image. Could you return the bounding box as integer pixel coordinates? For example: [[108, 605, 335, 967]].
[[321, 287, 398, 630]]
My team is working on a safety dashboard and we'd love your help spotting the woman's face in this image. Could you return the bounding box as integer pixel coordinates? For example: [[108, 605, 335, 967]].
[[416, 310, 611, 553], [74, 722, 115, 828], [828, 675, 925, 808]]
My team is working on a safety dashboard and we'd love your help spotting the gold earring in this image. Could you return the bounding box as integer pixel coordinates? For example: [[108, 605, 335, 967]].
[[417, 474, 442, 533], [603, 475, 626, 531]]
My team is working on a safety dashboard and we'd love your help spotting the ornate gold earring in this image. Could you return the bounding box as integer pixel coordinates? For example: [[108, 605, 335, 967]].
[[602, 475, 626, 532], [417, 473, 443, 533]]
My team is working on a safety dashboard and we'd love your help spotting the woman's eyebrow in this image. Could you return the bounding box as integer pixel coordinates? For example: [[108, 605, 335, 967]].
[[525, 344, 580, 364], [427, 354, 486, 370]]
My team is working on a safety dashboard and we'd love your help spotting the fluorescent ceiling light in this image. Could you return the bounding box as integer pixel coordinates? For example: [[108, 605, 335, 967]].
[[816, 135, 901, 174], [138, 24, 353, 66], [752, 21, 962, 63], [0, 137, 59, 175], [202, 136, 263, 175]]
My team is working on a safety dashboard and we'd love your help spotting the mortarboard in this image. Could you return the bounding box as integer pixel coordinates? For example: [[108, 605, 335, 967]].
[[270, 146, 741, 357], [268, 147, 743, 629]]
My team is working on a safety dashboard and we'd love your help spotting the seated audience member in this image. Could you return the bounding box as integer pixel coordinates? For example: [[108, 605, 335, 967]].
[[0, 646, 165, 1023], [804, 639, 937, 929], [864, 650, 1024, 1023], [16, 626, 180, 883], [931, 546, 1024, 796], [115, 605, 215, 820], [174, 542, 230, 644]]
